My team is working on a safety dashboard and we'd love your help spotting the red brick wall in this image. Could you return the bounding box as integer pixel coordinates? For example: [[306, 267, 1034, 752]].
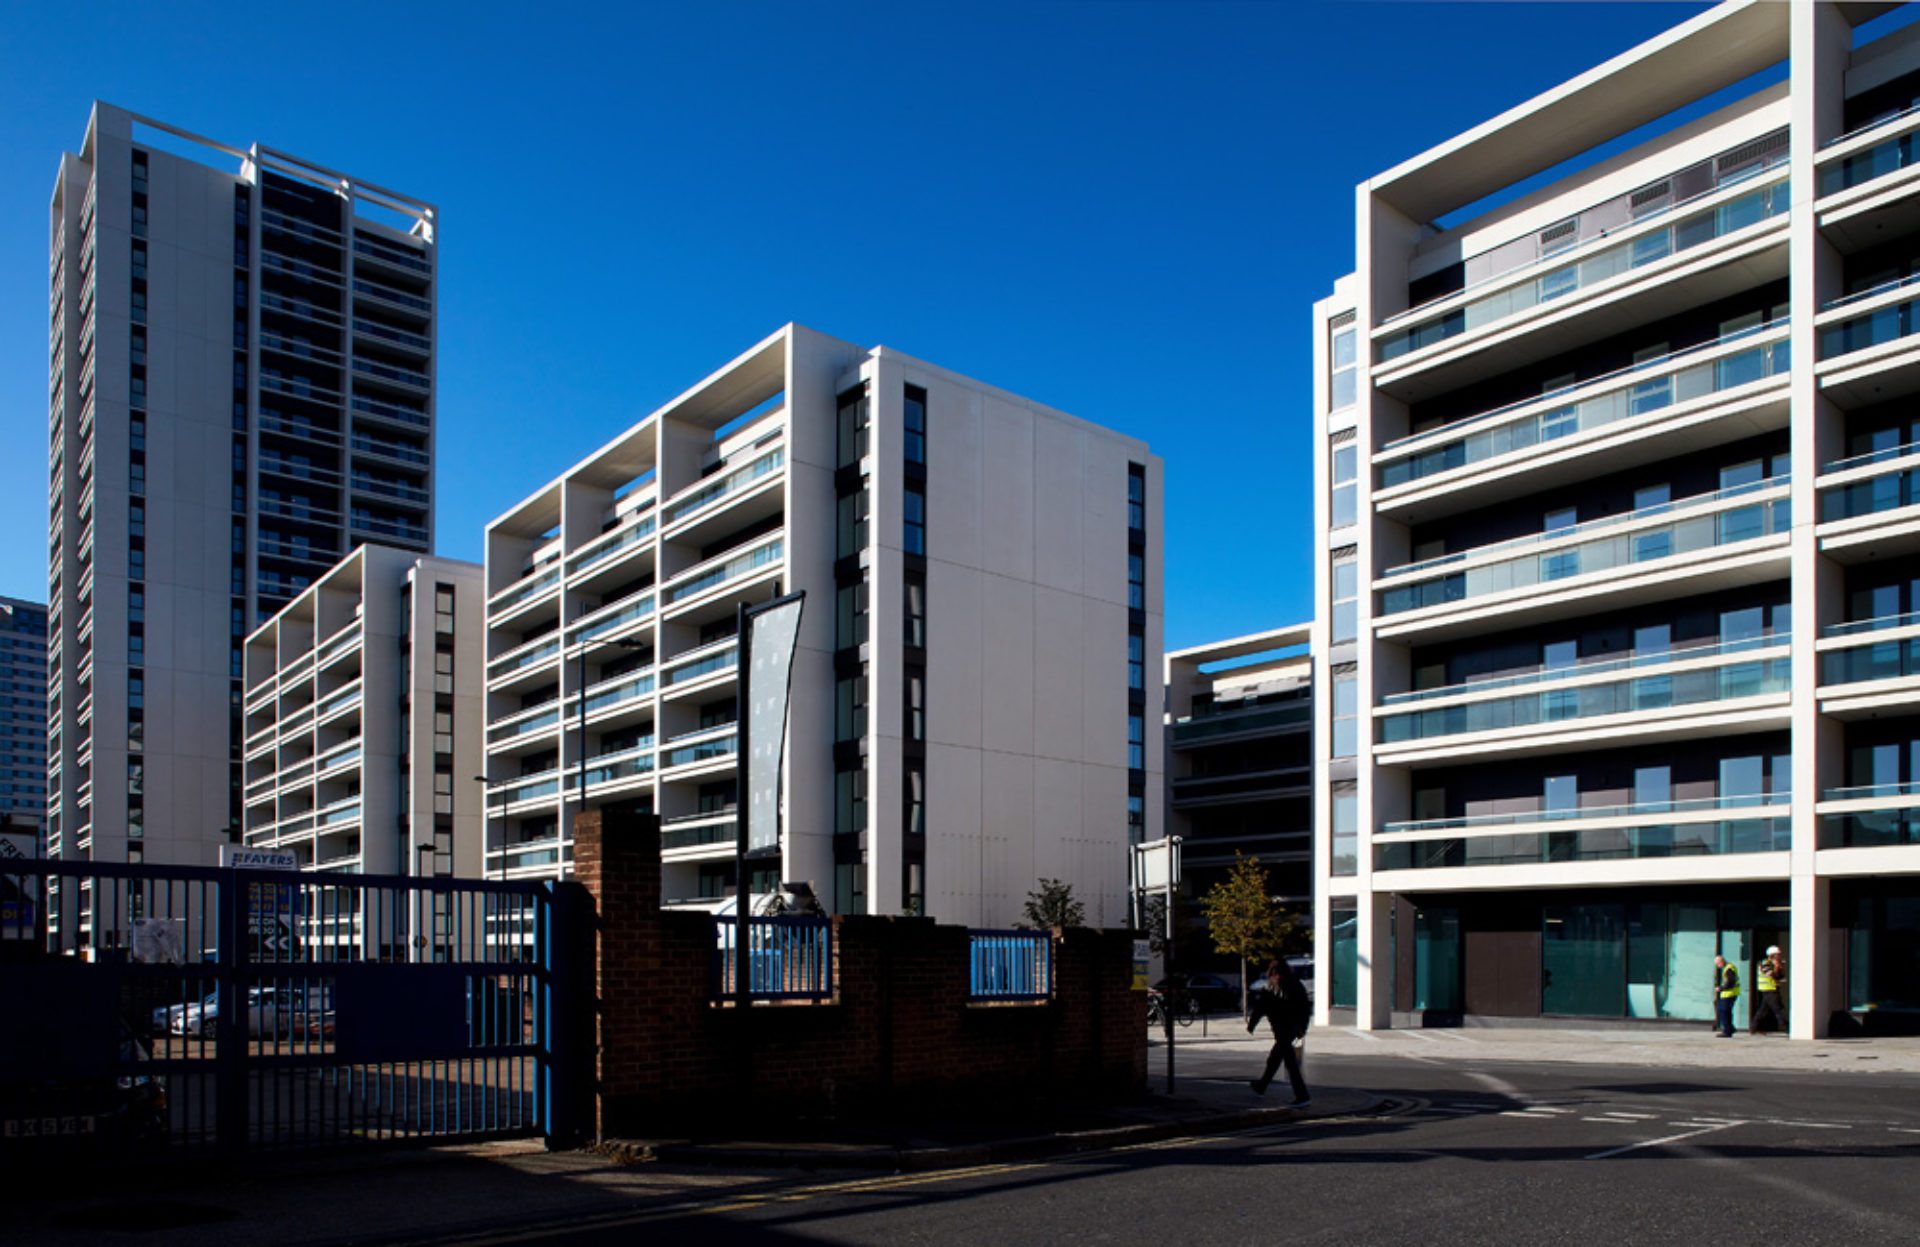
[[574, 810, 1146, 1136]]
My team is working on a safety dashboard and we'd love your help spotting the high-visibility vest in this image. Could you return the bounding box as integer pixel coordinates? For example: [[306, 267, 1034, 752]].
[[1757, 964, 1778, 993], [1718, 967, 1741, 999]]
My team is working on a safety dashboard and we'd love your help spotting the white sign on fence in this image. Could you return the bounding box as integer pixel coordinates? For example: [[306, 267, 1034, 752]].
[[220, 847, 297, 870], [1133, 837, 1180, 892]]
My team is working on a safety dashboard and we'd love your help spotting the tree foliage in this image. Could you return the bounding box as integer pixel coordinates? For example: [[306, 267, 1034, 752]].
[[1019, 878, 1086, 930], [1199, 855, 1295, 1010]]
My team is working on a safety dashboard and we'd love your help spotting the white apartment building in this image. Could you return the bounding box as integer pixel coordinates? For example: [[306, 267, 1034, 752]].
[[483, 324, 1162, 927], [1164, 625, 1313, 909], [242, 547, 483, 882], [1315, 1, 1920, 1039], [46, 103, 435, 903]]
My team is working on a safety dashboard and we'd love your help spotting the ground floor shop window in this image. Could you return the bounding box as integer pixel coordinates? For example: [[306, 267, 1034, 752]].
[[1848, 895, 1920, 1014]]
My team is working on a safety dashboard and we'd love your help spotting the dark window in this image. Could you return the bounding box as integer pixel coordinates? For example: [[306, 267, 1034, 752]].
[[904, 385, 927, 465], [904, 485, 926, 555], [836, 385, 869, 469]]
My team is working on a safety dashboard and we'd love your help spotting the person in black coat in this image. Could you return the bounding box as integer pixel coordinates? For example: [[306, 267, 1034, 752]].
[[1247, 959, 1312, 1107]]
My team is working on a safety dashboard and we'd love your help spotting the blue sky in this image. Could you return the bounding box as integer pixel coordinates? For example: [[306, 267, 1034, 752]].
[[0, 0, 1717, 651]]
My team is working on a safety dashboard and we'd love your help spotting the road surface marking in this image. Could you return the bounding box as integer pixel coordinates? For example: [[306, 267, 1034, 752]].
[[1890, 1127, 1920, 1135], [1349, 1029, 1383, 1042], [1431, 1031, 1478, 1043], [1500, 1110, 1559, 1119], [1596, 1111, 1657, 1120], [1528, 1106, 1573, 1115], [1586, 1122, 1735, 1160], [1400, 1030, 1441, 1043]]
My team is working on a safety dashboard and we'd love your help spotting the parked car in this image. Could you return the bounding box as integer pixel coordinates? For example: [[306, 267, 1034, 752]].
[[150, 990, 217, 1036], [171, 985, 327, 1038], [1155, 972, 1244, 1015]]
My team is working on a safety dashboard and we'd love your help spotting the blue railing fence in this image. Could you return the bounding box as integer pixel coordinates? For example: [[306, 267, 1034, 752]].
[[968, 929, 1054, 1002], [711, 916, 834, 1001]]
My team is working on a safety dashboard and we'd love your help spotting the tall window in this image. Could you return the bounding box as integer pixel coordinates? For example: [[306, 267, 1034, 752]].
[[1127, 463, 1146, 532], [1329, 314, 1357, 411], [1127, 712, 1145, 770], [1331, 549, 1358, 644], [1128, 632, 1145, 691], [903, 385, 927, 464], [1330, 435, 1357, 528], [1331, 783, 1358, 876], [1128, 552, 1145, 610], [904, 574, 926, 648], [905, 669, 925, 742], [1331, 666, 1357, 758], [836, 385, 869, 469], [903, 485, 926, 555]]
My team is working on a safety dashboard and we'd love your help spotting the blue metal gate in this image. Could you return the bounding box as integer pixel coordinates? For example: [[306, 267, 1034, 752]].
[[0, 859, 592, 1159]]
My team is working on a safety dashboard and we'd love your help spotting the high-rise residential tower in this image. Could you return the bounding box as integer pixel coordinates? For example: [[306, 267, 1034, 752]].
[[1315, 1, 1920, 1039], [0, 598, 49, 843], [46, 103, 436, 899], [483, 324, 1161, 927]]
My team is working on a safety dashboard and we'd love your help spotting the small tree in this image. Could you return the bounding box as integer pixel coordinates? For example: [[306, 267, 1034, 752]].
[[1018, 878, 1086, 930], [1200, 855, 1294, 1014]]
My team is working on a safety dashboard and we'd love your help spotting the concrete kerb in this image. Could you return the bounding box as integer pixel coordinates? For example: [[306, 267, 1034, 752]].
[[595, 1086, 1383, 1172]]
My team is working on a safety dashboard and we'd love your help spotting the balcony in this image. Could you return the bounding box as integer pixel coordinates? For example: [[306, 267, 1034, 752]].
[[659, 727, 738, 772], [1818, 445, 1920, 559], [317, 797, 362, 829], [1375, 815, 1792, 871], [1377, 176, 1791, 367], [351, 278, 431, 316], [662, 811, 737, 851], [1379, 637, 1791, 746], [486, 704, 560, 748], [1377, 477, 1790, 628], [577, 668, 655, 719], [487, 837, 562, 873], [488, 565, 561, 616], [313, 741, 361, 777], [582, 742, 656, 793], [662, 445, 785, 529], [569, 511, 657, 580], [570, 589, 656, 646], [661, 639, 738, 690], [353, 235, 432, 275], [350, 434, 429, 466], [1377, 325, 1789, 496], [314, 682, 362, 723], [487, 636, 561, 686], [1818, 784, 1920, 850], [488, 770, 560, 810], [350, 472, 429, 505], [350, 393, 430, 430], [316, 622, 362, 668], [662, 537, 783, 609], [1818, 105, 1920, 200], [1168, 701, 1309, 746], [352, 357, 429, 392]]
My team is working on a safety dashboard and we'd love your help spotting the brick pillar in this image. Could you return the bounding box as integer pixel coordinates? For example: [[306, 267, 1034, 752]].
[[569, 807, 662, 1138]]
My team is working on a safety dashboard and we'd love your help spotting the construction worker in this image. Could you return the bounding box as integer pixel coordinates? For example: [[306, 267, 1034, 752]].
[[1750, 945, 1787, 1036], [1712, 954, 1740, 1038]]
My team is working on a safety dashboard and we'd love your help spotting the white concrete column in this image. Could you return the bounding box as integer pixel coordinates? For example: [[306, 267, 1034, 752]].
[[1356, 888, 1394, 1030], [1790, 872, 1831, 1039]]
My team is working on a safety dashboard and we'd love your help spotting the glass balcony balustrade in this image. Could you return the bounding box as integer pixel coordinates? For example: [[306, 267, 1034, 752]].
[[571, 591, 655, 644], [1820, 447, 1920, 523], [1822, 634, 1920, 685], [581, 743, 656, 790], [1819, 112, 1920, 196], [661, 732, 737, 769], [1818, 279, 1920, 358], [1385, 792, 1785, 835], [663, 445, 784, 526], [663, 643, 738, 687], [489, 565, 560, 613], [1379, 328, 1788, 489], [1377, 818, 1792, 870], [663, 538, 782, 605], [488, 638, 559, 681], [1379, 179, 1790, 363], [578, 670, 654, 716], [490, 770, 560, 806], [1379, 479, 1789, 617], [486, 706, 559, 745], [1168, 702, 1309, 744], [569, 512, 656, 576], [1380, 651, 1789, 744]]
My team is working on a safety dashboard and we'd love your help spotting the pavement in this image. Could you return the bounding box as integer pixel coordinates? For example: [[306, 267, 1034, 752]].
[[12, 1021, 1920, 1246]]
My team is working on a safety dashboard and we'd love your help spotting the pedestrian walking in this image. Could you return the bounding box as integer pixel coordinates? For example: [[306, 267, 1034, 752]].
[[1248, 958, 1311, 1107], [1712, 954, 1741, 1038], [1750, 945, 1787, 1036]]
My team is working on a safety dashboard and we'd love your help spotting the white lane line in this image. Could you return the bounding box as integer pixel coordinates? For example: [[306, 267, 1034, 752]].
[[1586, 1122, 1736, 1160], [1890, 1127, 1920, 1135], [1400, 1030, 1441, 1043], [1787, 1122, 1853, 1131], [1501, 1110, 1559, 1119], [1582, 1116, 1626, 1123], [1528, 1106, 1574, 1115], [1597, 1112, 1658, 1120], [1349, 1029, 1384, 1043], [1431, 1031, 1478, 1043]]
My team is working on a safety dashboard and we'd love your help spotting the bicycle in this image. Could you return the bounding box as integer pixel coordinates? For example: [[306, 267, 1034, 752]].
[[1146, 988, 1199, 1028]]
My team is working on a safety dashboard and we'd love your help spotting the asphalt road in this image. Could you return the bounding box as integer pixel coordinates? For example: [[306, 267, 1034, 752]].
[[423, 1049, 1920, 1247]]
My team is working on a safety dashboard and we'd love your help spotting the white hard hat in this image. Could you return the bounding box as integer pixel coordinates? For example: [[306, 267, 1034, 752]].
[[1766, 946, 1780, 956]]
